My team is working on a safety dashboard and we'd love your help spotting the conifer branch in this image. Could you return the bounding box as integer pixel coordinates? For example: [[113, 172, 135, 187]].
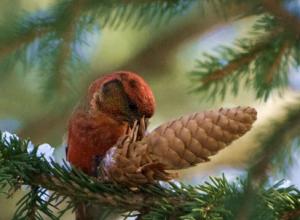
[[123, 2, 255, 73], [50, 0, 86, 94], [0, 27, 49, 61], [1, 132, 300, 219], [251, 102, 300, 178], [0, 0, 194, 61], [0, 0, 197, 96], [281, 208, 300, 220], [262, 0, 300, 37], [236, 102, 300, 220], [191, 13, 295, 101], [33, 175, 163, 210], [264, 40, 291, 84], [1, 1, 300, 219], [200, 38, 267, 85]]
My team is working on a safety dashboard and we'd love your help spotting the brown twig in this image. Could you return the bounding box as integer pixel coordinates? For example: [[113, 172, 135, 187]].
[[200, 31, 279, 85], [265, 40, 291, 84], [0, 28, 49, 60], [33, 175, 183, 211], [200, 0, 300, 86], [281, 208, 300, 220], [262, 0, 300, 37], [201, 51, 257, 85], [28, 187, 39, 220], [200, 25, 290, 86]]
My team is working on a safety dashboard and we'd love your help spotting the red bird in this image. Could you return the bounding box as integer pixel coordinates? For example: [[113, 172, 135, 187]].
[[67, 71, 155, 175]]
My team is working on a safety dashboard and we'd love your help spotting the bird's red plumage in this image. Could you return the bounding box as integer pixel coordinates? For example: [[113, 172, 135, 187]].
[[67, 109, 128, 174], [67, 71, 155, 175], [88, 71, 155, 117]]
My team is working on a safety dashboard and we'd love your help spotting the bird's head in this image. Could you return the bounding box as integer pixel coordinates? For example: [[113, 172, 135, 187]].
[[88, 71, 155, 124]]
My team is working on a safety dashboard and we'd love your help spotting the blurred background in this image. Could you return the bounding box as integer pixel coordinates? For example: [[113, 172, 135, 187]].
[[0, 0, 300, 219]]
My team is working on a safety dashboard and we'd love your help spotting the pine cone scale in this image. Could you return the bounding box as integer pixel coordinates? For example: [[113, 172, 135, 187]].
[[100, 106, 257, 186], [145, 106, 256, 170]]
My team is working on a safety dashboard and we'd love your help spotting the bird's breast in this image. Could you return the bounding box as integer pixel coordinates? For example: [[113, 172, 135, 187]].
[[67, 110, 128, 175]]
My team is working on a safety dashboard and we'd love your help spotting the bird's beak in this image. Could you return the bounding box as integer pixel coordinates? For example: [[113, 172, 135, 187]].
[[126, 114, 142, 125], [125, 113, 146, 125], [126, 116, 149, 140], [122, 108, 142, 124]]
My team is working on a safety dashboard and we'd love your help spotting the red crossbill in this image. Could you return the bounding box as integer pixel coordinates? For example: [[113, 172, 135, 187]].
[[67, 71, 155, 175]]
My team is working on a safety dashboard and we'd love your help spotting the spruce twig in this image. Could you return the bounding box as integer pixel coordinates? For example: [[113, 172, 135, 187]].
[[281, 208, 300, 220], [0, 26, 49, 61], [191, 14, 294, 101], [264, 40, 291, 84], [236, 102, 300, 220], [0, 0, 194, 62], [50, 0, 86, 94], [1, 133, 300, 219], [262, 0, 300, 37]]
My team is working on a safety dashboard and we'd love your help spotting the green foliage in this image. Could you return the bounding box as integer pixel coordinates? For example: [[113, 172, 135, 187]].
[[0, 133, 300, 219], [190, 14, 298, 101], [1, 0, 300, 219], [13, 187, 58, 220], [0, 0, 196, 96], [253, 101, 300, 176]]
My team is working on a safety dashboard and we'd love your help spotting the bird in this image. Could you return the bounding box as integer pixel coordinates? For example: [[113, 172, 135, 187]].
[[66, 71, 155, 176]]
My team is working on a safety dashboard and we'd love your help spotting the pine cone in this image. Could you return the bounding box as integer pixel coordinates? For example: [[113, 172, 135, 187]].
[[99, 107, 257, 186]]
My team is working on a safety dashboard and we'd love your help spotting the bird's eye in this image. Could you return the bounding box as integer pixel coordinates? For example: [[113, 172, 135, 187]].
[[128, 102, 138, 112], [102, 84, 110, 94], [129, 79, 137, 88]]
